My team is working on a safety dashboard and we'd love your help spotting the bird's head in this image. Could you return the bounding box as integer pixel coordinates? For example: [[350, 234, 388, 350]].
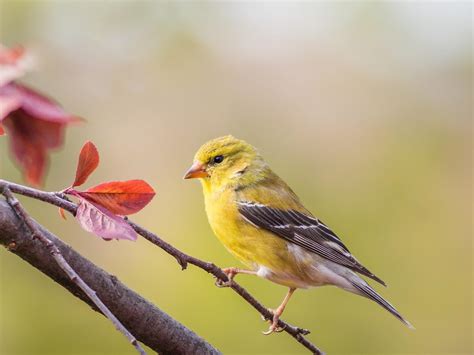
[[184, 135, 267, 191]]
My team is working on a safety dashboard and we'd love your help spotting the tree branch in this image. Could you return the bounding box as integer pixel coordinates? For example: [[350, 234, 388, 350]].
[[0, 179, 324, 354], [1, 187, 146, 355], [0, 198, 220, 355]]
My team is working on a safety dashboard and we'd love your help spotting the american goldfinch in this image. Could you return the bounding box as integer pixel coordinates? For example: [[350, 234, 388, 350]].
[[184, 135, 412, 334]]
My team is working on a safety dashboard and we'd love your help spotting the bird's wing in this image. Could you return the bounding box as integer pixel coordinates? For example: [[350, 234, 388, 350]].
[[237, 200, 386, 286]]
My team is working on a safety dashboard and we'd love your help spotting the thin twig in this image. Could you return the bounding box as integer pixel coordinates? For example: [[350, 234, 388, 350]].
[[129, 222, 320, 353], [0, 185, 146, 355], [0, 179, 324, 354]]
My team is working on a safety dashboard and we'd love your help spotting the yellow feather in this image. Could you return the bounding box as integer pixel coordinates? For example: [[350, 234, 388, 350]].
[[191, 135, 318, 288]]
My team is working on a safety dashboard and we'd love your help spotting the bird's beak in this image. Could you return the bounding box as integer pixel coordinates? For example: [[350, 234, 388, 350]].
[[183, 161, 208, 179]]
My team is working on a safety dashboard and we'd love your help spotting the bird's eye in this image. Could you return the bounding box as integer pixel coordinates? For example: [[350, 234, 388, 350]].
[[212, 155, 224, 164]]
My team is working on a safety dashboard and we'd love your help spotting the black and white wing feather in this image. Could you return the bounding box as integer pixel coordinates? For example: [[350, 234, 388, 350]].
[[238, 201, 386, 286]]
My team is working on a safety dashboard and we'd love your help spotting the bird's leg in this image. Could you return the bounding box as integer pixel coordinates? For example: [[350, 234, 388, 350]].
[[223, 267, 257, 278], [263, 287, 296, 335], [215, 267, 257, 288]]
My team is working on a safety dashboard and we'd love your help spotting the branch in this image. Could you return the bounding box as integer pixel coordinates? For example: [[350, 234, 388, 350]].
[[0, 179, 324, 354], [1, 187, 146, 355], [130, 222, 320, 352], [0, 198, 220, 354]]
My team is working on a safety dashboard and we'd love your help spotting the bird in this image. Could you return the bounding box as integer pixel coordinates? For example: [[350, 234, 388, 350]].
[[184, 135, 413, 334]]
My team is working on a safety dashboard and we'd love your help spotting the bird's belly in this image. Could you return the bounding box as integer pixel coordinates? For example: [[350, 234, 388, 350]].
[[254, 245, 338, 289], [205, 193, 345, 289], [213, 218, 331, 289]]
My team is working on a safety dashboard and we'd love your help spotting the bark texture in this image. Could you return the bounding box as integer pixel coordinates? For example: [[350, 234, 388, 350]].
[[0, 199, 220, 355]]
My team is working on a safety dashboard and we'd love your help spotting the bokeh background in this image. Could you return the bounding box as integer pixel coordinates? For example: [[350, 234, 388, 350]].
[[0, 1, 472, 354]]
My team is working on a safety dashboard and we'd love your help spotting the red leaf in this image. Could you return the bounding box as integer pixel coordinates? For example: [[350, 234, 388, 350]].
[[78, 180, 155, 215], [58, 207, 67, 220], [0, 82, 80, 123], [3, 109, 68, 186], [75, 197, 137, 241], [0, 82, 79, 186], [0, 94, 21, 123], [72, 141, 99, 187], [0, 124, 4, 135]]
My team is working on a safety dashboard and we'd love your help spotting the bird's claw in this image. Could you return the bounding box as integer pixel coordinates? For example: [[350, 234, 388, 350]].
[[214, 278, 233, 288], [261, 308, 285, 335], [214, 267, 237, 288], [215, 267, 239, 288], [262, 323, 286, 335]]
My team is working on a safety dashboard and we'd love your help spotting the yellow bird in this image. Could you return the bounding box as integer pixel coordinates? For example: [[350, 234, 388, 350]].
[[184, 135, 412, 334]]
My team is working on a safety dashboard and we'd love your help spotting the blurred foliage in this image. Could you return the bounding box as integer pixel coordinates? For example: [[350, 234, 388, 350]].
[[0, 1, 472, 354]]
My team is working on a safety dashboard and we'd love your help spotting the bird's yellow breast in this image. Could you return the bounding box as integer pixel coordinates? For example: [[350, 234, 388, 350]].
[[203, 187, 317, 288]]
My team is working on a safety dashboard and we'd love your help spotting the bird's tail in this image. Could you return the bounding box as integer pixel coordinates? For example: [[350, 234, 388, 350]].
[[350, 279, 414, 329]]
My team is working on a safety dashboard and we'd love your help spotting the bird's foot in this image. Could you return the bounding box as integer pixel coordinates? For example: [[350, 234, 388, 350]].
[[262, 308, 286, 335], [215, 279, 231, 288], [215, 267, 238, 288]]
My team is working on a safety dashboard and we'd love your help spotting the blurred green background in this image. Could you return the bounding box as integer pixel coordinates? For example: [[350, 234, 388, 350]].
[[0, 1, 472, 354]]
